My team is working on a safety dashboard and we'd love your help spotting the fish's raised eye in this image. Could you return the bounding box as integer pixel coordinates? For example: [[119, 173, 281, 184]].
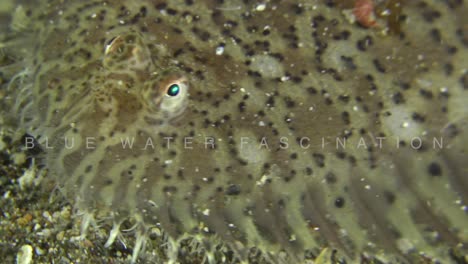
[[167, 84, 180, 97], [145, 75, 189, 119]]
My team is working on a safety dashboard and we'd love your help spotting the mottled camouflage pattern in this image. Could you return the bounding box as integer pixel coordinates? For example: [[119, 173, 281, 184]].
[[1, 0, 467, 263]]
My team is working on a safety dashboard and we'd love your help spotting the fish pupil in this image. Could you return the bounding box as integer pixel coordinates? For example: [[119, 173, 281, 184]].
[[167, 84, 180, 96]]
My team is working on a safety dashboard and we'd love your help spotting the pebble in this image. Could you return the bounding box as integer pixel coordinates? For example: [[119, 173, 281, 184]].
[[56, 231, 65, 241], [18, 167, 36, 190], [16, 213, 33, 226], [396, 238, 415, 254], [256, 3, 266, 12], [16, 245, 33, 264], [215, 46, 224, 55], [42, 211, 53, 223], [35, 246, 45, 256], [0, 138, 6, 151], [39, 228, 52, 238], [12, 152, 26, 165]]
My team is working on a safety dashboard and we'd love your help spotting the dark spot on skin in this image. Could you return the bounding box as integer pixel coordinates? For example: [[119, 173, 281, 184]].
[[324, 1, 335, 8], [172, 27, 182, 34], [460, 72, 468, 89], [246, 25, 258, 34], [384, 190, 396, 204], [444, 124, 460, 138], [311, 15, 325, 28], [340, 55, 357, 70], [291, 76, 302, 83], [340, 30, 351, 40], [334, 197, 345, 208], [283, 97, 296, 108], [238, 101, 246, 112], [291, 3, 304, 14], [428, 162, 442, 176], [422, 8, 441, 23], [398, 81, 410, 90], [456, 26, 468, 47], [443, 63, 454, 76], [338, 94, 350, 103], [271, 128, 279, 136], [166, 8, 177, 16], [205, 177, 214, 184], [277, 199, 285, 209], [312, 153, 325, 168], [266, 96, 275, 107], [411, 112, 425, 123], [430, 28, 442, 43], [373, 59, 386, 73], [336, 151, 346, 159], [314, 39, 328, 55], [305, 167, 313, 175], [194, 70, 205, 80], [177, 169, 184, 179], [327, 68, 343, 81], [444, 0, 463, 9], [173, 48, 184, 57], [284, 170, 296, 182], [85, 165, 93, 173], [392, 92, 405, 104], [154, 3, 167, 10], [307, 87, 317, 95], [419, 89, 433, 99], [341, 111, 350, 125], [325, 172, 337, 184], [163, 186, 177, 194], [238, 159, 248, 166], [357, 35, 373, 51], [446, 45, 457, 55], [191, 27, 211, 41]]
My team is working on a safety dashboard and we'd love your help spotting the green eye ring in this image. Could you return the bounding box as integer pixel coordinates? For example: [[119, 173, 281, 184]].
[[167, 84, 180, 97]]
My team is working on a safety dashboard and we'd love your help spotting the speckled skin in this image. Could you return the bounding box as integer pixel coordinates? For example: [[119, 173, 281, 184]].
[[1, 0, 467, 263]]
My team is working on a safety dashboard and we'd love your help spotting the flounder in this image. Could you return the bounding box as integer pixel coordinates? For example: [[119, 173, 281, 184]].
[[1, 0, 467, 263]]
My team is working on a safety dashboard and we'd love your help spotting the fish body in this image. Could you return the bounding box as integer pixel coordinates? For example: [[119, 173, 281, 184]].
[[1, 0, 467, 263]]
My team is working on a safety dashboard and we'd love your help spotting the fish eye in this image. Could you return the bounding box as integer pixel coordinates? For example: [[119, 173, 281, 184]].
[[148, 75, 189, 119], [166, 83, 180, 97]]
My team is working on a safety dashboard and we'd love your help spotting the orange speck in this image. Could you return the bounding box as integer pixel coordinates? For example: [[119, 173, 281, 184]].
[[354, 0, 377, 28], [17, 213, 33, 226]]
